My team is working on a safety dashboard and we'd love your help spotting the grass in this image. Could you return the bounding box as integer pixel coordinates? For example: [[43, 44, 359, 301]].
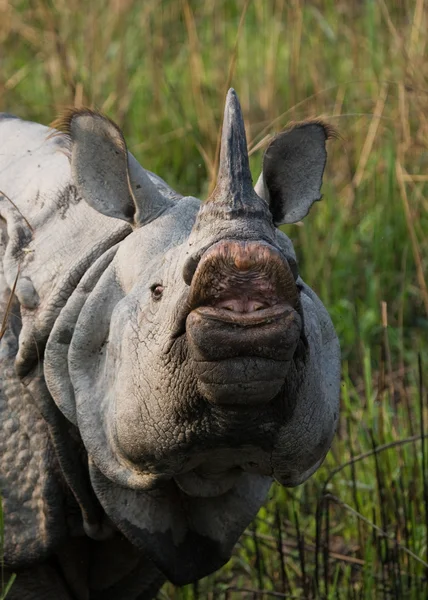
[[1, 0, 428, 597]]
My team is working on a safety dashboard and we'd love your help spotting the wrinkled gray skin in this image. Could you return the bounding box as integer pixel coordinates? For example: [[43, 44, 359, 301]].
[[0, 90, 340, 599]]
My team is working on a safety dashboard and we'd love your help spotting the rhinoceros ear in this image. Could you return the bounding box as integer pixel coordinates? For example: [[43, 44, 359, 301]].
[[52, 109, 170, 226], [255, 121, 336, 225]]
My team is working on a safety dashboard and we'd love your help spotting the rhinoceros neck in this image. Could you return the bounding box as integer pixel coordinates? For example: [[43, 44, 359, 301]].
[[15, 216, 131, 378]]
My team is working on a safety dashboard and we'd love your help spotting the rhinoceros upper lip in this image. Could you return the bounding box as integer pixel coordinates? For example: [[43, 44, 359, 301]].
[[193, 303, 292, 325]]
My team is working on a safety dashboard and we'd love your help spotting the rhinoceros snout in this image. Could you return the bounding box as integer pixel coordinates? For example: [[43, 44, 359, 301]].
[[186, 240, 299, 313], [185, 240, 303, 406]]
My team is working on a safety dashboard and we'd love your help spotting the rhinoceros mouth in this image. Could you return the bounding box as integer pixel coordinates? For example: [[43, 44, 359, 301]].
[[171, 443, 274, 497], [174, 468, 241, 497], [190, 303, 290, 325]]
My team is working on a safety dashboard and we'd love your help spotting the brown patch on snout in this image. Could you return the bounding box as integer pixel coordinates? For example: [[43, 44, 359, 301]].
[[186, 241, 303, 407], [187, 240, 299, 317]]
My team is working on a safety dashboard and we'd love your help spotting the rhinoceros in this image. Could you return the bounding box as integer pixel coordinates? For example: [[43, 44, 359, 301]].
[[0, 89, 340, 599]]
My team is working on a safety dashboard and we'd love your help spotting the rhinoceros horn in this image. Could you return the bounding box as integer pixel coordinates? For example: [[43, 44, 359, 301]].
[[205, 89, 273, 219], [208, 88, 255, 209]]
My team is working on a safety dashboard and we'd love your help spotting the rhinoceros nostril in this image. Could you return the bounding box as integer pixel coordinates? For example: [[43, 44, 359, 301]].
[[233, 254, 253, 271], [183, 254, 200, 286]]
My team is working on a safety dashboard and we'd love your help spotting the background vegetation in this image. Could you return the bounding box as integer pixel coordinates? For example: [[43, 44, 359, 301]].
[[1, 0, 428, 597]]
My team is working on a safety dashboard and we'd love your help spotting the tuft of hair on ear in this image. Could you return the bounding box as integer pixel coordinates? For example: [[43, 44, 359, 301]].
[[282, 118, 340, 141], [46, 107, 125, 153]]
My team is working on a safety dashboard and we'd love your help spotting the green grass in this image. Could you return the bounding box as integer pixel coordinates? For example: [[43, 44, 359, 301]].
[[1, 0, 428, 597]]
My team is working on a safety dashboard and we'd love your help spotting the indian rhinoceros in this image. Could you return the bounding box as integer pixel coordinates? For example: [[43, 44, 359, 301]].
[[0, 89, 340, 599]]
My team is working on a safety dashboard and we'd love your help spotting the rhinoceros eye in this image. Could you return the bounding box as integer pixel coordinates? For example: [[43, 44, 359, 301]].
[[150, 284, 164, 301]]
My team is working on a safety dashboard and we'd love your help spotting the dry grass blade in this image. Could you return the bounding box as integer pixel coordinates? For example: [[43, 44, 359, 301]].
[[4, 65, 30, 91], [401, 174, 428, 182], [0, 265, 20, 342], [352, 82, 388, 191], [396, 160, 428, 318], [74, 82, 84, 109], [409, 0, 425, 58], [0, 190, 33, 233]]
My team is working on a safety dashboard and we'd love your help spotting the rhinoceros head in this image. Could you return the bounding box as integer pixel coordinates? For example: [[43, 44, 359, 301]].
[[44, 90, 340, 584]]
